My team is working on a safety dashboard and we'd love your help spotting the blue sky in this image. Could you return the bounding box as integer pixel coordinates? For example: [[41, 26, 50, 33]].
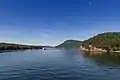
[[0, 0, 120, 46]]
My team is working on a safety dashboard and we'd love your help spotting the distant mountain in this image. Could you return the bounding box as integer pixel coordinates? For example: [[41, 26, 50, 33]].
[[56, 40, 82, 49], [82, 32, 120, 51], [0, 43, 43, 50]]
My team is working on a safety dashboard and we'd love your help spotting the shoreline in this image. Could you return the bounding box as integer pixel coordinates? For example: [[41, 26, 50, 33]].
[[80, 48, 120, 53], [0, 48, 43, 53]]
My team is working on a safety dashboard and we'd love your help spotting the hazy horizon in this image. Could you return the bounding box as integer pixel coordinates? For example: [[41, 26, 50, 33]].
[[0, 0, 120, 46]]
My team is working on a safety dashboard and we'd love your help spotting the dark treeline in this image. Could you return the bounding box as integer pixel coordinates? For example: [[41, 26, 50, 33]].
[[82, 32, 120, 52], [0, 43, 43, 50]]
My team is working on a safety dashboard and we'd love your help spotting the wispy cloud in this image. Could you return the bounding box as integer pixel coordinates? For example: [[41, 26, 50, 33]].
[[41, 32, 49, 38], [32, 28, 56, 33]]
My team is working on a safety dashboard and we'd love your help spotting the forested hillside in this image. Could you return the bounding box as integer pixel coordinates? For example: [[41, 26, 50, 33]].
[[82, 32, 120, 51], [56, 40, 82, 49], [0, 43, 43, 50]]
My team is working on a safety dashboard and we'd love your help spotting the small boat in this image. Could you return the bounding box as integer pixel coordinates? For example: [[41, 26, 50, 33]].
[[42, 47, 46, 50]]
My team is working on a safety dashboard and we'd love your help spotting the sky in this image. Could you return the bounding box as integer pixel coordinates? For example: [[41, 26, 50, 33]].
[[0, 0, 120, 46]]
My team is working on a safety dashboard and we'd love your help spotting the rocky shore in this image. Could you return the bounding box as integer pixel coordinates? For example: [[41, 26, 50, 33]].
[[80, 45, 107, 52]]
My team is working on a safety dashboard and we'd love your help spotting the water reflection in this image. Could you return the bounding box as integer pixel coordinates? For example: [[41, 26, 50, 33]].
[[1, 50, 120, 80], [83, 51, 120, 67]]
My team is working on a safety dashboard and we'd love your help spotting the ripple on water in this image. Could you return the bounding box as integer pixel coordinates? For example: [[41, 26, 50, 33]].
[[1, 50, 120, 80], [0, 71, 19, 80]]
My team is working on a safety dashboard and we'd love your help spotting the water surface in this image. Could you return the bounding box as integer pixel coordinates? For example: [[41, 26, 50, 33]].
[[0, 49, 120, 80]]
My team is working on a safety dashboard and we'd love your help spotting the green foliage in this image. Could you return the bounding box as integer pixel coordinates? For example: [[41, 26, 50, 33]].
[[0, 43, 43, 50], [56, 40, 82, 49], [82, 32, 120, 51]]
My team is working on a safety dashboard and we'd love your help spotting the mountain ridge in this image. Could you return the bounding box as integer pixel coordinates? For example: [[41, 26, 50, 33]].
[[56, 40, 83, 49]]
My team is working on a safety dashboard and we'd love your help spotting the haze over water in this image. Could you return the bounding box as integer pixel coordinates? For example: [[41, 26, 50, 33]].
[[0, 49, 120, 80]]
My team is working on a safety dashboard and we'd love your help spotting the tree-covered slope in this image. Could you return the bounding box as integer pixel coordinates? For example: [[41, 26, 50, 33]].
[[0, 43, 43, 50], [56, 40, 82, 49], [82, 32, 120, 51]]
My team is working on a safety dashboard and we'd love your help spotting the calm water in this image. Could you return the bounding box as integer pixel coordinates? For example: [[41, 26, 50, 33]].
[[0, 49, 120, 80]]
